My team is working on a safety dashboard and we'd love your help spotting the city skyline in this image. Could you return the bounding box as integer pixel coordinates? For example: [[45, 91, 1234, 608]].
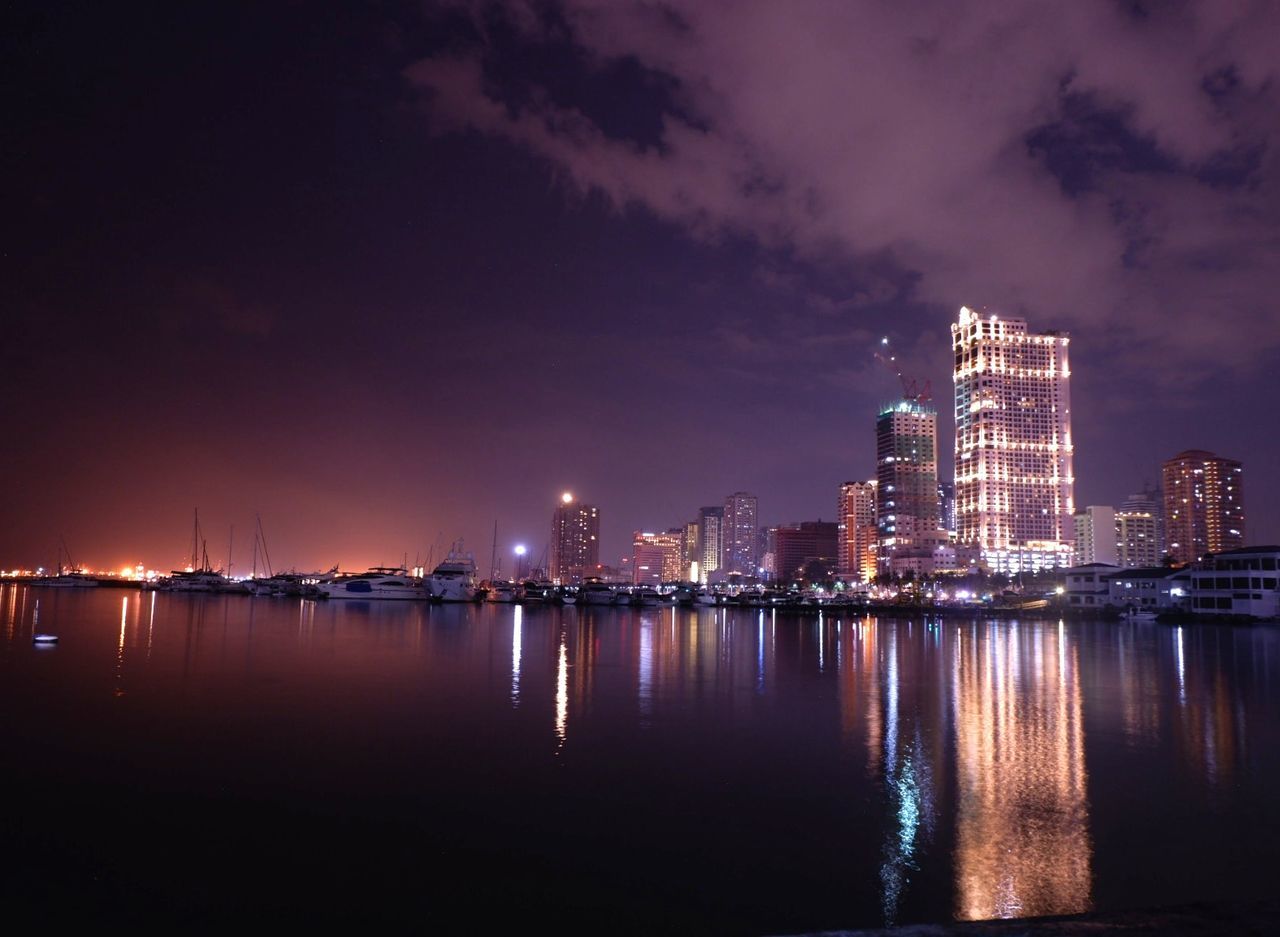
[[5, 2, 1279, 574]]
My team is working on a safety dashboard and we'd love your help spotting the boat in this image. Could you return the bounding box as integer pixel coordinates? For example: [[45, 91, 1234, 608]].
[[693, 587, 718, 606], [33, 633, 59, 644], [246, 565, 340, 597], [428, 543, 480, 603], [579, 578, 617, 605], [632, 586, 661, 607], [158, 569, 248, 594], [517, 580, 554, 603], [485, 580, 518, 603], [32, 542, 100, 588], [316, 567, 427, 600], [612, 587, 634, 606], [1125, 606, 1159, 622]]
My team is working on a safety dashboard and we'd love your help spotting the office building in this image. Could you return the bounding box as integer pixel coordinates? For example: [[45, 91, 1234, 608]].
[[697, 506, 724, 581], [1162, 450, 1245, 566], [951, 306, 1075, 573], [774, 521, 840, 586], [631, 530, 684, 585], [722, 492, 759, 575], [877, 400, 946, 573], [549, 493, 599, 585]]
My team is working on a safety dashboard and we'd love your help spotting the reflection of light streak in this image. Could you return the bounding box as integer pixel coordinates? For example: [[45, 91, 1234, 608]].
[[639, 617, 654, 725], [817, 615, 824, 672], [115, 596, 129, 697], [953, 623, 1091, 921], [555, 628, 568, 749], [511, 605, 522, 708], [147, 589, 156, 658], [1174, 627, 1186, 706], [757, 613, 765, 694]]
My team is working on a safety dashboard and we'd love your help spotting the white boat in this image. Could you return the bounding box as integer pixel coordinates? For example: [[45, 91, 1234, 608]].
[[317, 567, 426, 600], [579, 579, 617, 605], [693, 587, 718, 606], [632, 587, 661, 607], [33, 633, 59, 644], [518, 580, 554, 603], [429, 544, 479, 603], [159, 569, 248, 593], [1126, 606, 1159, 622], [246, 565, 339, 597]]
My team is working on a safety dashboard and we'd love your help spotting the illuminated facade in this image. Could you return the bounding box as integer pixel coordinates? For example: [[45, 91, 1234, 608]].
[[631, 530, 683, 585], [1115, 511, 1160, 568], [697, 505, 724, 580], [722, 492, 759, 576], [549, 494, 599, 585], [951, 306, 1074, 573], [1161, 450, 1245, 566], [837, 480, 878, 581], [877, 401, 945, 573]]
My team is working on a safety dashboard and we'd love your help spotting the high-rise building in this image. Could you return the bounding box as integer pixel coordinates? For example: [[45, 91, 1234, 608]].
[[937, 481, 956, 538], [1115, 511, 1160, 568], [631, 530, 683, 585], [1121, 485, 1164, 557], [549, 493, 599, 585], [951, 306, 1075, 573], [774, 521, 840, 586], [697, 506, 724, 581], [1161, 450, 1245, 566], [877, 401, 944, 573], [722, 492, 759, 575], [837, 480, 879, 582], [1072, 506, 1118, 566], [682, 519, 701, 581]]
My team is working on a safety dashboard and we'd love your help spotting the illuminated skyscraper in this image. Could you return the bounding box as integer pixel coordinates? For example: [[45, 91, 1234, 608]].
[[549, 493, 599, 585], [1161, 450, 1245, 566], [697, 505, 724, 580], [951, 306, 1075, 573], [877, 401, 943, 573], [722, 492, 759, 576], [631, 530, 683, 585], [837, 480, 878, 581], [1115, 511, 1159, 568]]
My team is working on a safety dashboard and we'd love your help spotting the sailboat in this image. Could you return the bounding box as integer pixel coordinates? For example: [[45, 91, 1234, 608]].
[[33, 541, 99, 588], [156, 510, 247, 593]]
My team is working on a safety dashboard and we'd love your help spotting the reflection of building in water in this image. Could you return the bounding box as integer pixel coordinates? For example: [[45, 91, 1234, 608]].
[[1172, 626, 1242, 791], [953, 624, 1091, 920]]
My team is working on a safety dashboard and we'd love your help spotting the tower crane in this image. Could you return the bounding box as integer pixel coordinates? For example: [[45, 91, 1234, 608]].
[[874, 336, 931, 404]]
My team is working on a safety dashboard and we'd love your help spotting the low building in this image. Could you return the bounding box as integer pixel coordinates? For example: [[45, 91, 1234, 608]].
[[1187, 546, 1280, 619], [1101, 567, 1190, 611], [1064, 563, 1120, 609]]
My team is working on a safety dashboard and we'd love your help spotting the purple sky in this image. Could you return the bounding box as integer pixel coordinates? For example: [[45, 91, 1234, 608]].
[[4, 1, 1279, 574]]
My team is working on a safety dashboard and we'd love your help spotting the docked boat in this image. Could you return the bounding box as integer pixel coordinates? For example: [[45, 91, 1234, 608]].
[[579, 578, 617, 605], [317, 567, 426, 600], [517, 580, 554, 603], [32, 571, 100, 588], [486, 580, 518, 603], [429, 544, 480, 603], [632, 587, 661, 607], [158, 569, 248, 594], [693, 587, 718, 606]]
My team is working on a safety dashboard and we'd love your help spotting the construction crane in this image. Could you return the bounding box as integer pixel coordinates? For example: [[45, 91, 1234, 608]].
[[874, 336, 931, 403]]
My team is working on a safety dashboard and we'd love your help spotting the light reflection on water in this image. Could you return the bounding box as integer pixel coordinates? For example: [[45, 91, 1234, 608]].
[[1, 585, 1277, 933]]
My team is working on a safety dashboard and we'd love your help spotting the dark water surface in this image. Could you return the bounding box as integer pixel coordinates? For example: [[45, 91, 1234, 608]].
[[2, 585, 1277, 933]]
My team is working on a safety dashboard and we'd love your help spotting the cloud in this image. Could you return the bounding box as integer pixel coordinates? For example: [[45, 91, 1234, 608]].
[[408, 1, 1280, 378]]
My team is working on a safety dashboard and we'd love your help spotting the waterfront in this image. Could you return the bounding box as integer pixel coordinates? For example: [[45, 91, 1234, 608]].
[[2, 586, 1278, 934]]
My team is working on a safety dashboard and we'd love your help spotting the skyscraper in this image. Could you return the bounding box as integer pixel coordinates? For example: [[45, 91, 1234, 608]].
[[937, 481, 956, 538], [697, 505, 724, 581], [1161, 450, 1245, 566], [951, 306, 1075, 573], [774, 521, 840, 586], [722, 492, 759, 576], [549, 492, 599, 585], [877, 401, 943, 573], [631, 530, 683, 585], [837, 480, 878, 581], [1122, 484, 1164, 556]]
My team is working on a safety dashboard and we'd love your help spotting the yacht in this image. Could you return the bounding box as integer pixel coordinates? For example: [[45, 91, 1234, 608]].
[[632, 587, 661, 607], [517, 580, 554, 603], [158, 568, 248, 594], [579, 578, 617, 605], [317, 567, 426, 600], [246, 566, 339, 597], [429, 545, 479, 603], [33, 571, 100, 588], [693, 587, 718, 606]]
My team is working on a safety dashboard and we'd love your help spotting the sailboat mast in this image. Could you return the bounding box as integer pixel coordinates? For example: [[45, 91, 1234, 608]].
[[490, 520, 498, 581], [227, 525, 234, 578]]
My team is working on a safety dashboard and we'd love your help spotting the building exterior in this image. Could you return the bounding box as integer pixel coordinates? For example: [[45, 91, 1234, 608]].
[[1186, 546, 1280, 619], [631, 530, 684, 585], [549, 493, 599, 585], [697, 506, 724, 581], [1162, 450, 1245, 566], [837, 480, 878, 582], [951, 306, 1075, 573], [1104, 566, 1190, 611], [877, 401, 946, 575], [1115, 511, 1160, 568], [682, 519, 701, 581], [722, 492, 759, 576], [1122, 485, 1163, 557], [1072, 505, 1118, 566], [1064, 563, 1120, 609], [938, 481, 956, 538], [774, 522, 839, 586]]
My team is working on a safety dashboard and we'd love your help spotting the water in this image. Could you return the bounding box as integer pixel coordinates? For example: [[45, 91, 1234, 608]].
[[2, 585, 1278, 933]]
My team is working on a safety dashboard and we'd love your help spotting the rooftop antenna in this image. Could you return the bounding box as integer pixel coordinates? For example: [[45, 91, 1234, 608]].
[[874, 335, 931, 403]]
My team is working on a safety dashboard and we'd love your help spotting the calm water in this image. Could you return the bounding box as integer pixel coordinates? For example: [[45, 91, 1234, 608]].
[[2, 585, 1278, 933]]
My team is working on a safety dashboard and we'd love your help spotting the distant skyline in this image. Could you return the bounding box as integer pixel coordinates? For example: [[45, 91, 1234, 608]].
[[5, 1, 1279, 573]]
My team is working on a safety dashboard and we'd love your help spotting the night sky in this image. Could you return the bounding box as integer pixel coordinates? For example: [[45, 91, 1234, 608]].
[[5, 1, 1279, 575]]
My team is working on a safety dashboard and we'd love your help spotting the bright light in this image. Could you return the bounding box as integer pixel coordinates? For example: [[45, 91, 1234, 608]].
[[120, 566, 133, 579], [561, 491, 573, 504], [1055, 585, 1065, 595], [514, 544, 527, 557]]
